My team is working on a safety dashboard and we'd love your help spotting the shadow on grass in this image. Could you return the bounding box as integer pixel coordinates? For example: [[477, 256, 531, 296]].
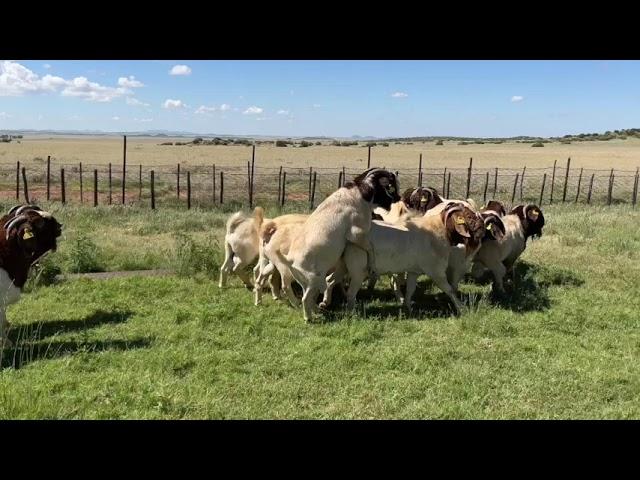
[[468, 260, 584, 313], [1, 309, 152, 370]]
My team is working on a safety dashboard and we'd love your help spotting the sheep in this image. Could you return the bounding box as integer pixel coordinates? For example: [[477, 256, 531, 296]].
[[480, 200, 507, 217], [325, 202, 485, 314], [253, 213, 309, 306], [281, 167, 400, 322], [471, 203, 545, 293], [218, 207, 266, 290], [0, 205, 63, 348], [400, 186, 444, 214]]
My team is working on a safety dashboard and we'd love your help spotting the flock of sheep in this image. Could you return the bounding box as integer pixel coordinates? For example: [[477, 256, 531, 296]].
[[0, 166, 546, 349], [220, 167, 546, 321]]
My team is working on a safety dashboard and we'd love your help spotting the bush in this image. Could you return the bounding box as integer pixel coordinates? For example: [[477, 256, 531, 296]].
[[435, 140, 444, 145], [381, 142, 389, 147], [299, 140, 313, 147], [160, 142, 174, 146], [315, 141, 322, 145], [618, 136, 627, 140], [192, 137, 203, 145], [458, 141, 470, 145], [172, 233, 220, 278], [66, 233, 104, 273], [561, 140, 571, 144], [25, 255, 62, 290], [276, 140, 289, 147], [531, 142, 545, 147]]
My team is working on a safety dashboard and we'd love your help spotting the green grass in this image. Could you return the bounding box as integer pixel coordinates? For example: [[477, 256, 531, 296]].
[[1, 202, 640, 418]]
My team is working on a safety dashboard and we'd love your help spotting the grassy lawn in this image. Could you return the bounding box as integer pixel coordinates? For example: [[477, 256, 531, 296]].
[[1, 202, 639, 418]]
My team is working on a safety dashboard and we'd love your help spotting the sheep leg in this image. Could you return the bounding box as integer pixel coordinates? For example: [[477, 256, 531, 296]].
[[346, 227, 377, 277], [268, 268, 282, 300], [488, 262, 507, 294], [281, 270, 301, 308], [232, 261, 254, 289], [254, 262, 275, 305], [403, 273, 418, 311], [345, 265, 367, 310], [321, 260, 346, 309], [391, 274, 405, 304], [218, 241, 235, 288], [302, 274, 326, 322], [429, 270, 464, 315]]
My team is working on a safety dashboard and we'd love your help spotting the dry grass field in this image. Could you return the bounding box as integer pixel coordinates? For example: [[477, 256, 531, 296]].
[[1, 135, 640, 171]]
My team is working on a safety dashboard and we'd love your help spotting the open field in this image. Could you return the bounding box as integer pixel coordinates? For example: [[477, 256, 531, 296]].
[[1, 201, 639, 419], [2, 135, 640, 170]]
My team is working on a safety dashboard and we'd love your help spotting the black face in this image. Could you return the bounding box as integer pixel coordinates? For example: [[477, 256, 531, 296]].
[[481, 213, 506, 241], [402, 187, 442, 214], [17, 213, 63, 259], [510, 204, 545, 240], [351, 168, 401, 211]]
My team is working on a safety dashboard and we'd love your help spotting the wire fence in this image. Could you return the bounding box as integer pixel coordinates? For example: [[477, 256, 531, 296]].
[[1, 156, 638, 211]]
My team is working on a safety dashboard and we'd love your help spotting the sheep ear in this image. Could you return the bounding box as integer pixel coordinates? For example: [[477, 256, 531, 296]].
[[453, 215, 471, 238]]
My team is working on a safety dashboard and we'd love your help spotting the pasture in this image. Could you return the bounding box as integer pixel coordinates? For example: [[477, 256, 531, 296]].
[[1, 200, 639, 419]]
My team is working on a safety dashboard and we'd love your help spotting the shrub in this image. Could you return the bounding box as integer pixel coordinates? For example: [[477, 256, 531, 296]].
[[458, 141, 470, 145], [561, 140, 572, 144], [435, 140, 444, 145], [276, 140, 289, 147], [192, 137, 203, 145], [66, 233, 104, 273], [172, 233, 220, 278], [315, 141, 322, 145], [381, 142, 389, 147], [299, 140, 313, 147], [531, 142, 545, 147]]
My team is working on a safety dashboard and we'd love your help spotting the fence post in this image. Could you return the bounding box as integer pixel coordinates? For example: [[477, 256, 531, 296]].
[[16, 161, 20, 200], [281, 171, 287, 207], [277, 166, 282, 205], [520, 166, 526, 201], [338, 171, 343, 189], [367, 145, 371, 169], [465, 157, 473, 199], [418, 153, 423, 187], [539, 173, 547, 206], [308, 167, 313, 200], [493, 168, 498, 198], [562, 158, 570, 203], [632, 168, 639, 207], [247, 161, 252, 207], [122, 135, 127, 204], [79, 162, 83, 203], [446, 172, 451, 198], [483, 171, 489, 203], [46, 155, 51, 201], [21, 167, 29, 204], [251, 144, 256, 207], [587, 173, 595, 205], [550, 160, 557, 204], [177, 163, 180, 198], [61, 168, 66, 205], [139, 164, 142, 202], [442, 168, 447, 196], [608, 169, 614, 205], [93, 169, 98, 207], [187, 171, 191, 210], [220, 171, 224, 204], [575, 167, 583, 203], [511, 173, 519, 205], [212, 165, 216, 205], [108, 163, 112, 205], [342, 166, 346, 187], [310, 171, 317, 211], [151, 170, 155, 210]]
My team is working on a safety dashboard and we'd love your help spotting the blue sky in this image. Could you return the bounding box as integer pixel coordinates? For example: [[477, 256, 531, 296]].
[[1, 60, 639, 137]]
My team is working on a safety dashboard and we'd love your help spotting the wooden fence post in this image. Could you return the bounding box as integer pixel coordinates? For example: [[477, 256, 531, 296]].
[[418, 153, 423, 187], [46, 155, 51, 201], [550, 160, 557, 204], [61, 168, 66, 205], [187, 171, 191, 210], [367, 145, 371, 169], [587, 173, 595, 205], [277, 166, 282, 205], [93, 169, 98, 207], [493, 168, 498, 198], [281, 171, 287, 207], [520, 166, 526, 201], [607, 169, 614, 205], [79, 162, 84, 203], [122, 135, 127, 204], [442, 168, 447, 196], [220, 171, 224, 204], [177, 163, 180, 198], [21, 167, 29, 204], [108, 163, 112, 205], [16, 161, 20, 200], [465, 157, 473, 199], [139, 164, 142, 202], [151, 170, 155, 210], [539, 173, 547, 206], [212, 165, 216, 205], [310, 171, 317, 211], [483, 171, 489, 203], [575, 167, 583, 203], [511, 173, 519, 204], [446, 172, 451, 198], [562, 157, 571, 203]]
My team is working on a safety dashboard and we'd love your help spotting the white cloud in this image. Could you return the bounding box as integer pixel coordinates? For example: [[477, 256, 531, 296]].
[[195, 105, 216, 114], [243, 106, 263, 115], [0, 112, 11, 118], [163, 99, 186, 109], [277, 109, 289, 115], [219, 103, 231, 111], [169, 65, 191, 76], [511, 95, 524, 103], [61, 76, 131, 102], [118, 76, 144, 88], [43, 63, 51, 69], [391, 92, 408, 98], [126, 97, 150, 107], [134, 118, 153, 122], [37, 114, 43, 120], [112, 116, 120, 120]]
